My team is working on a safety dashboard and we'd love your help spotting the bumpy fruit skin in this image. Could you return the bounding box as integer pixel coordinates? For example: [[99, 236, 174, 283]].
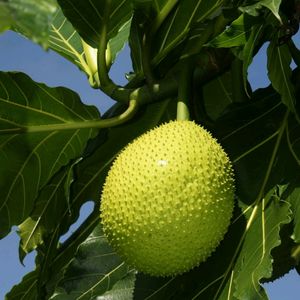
[[100, 120, 234, 277]]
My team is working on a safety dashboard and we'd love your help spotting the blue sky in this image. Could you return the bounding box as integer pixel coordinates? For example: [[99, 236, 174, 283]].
[[0, 30, 299, 299]]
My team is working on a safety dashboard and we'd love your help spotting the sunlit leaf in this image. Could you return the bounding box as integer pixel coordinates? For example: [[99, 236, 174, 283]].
[[259, 0, 282, 23], [233, 191, 291, 299], [48, 8, 90, 74], [0, 2, 14, 32], [239, 0, 282, 23], [1, 0, 57, 47]]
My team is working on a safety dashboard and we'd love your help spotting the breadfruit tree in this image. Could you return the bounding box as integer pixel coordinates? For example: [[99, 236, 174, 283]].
[[0, 0, 300, 299]]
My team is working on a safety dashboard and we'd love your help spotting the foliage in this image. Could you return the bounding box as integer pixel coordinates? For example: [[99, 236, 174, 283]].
[[1, 0, 300, 299]]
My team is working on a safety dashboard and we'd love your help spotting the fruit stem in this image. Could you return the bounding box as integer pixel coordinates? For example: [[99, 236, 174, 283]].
[[177, 62, 193, 121]]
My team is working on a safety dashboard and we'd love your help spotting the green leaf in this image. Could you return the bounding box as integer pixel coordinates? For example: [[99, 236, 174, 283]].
[[233, 190, 291, 299], [57, 0, 133, 48], [18, 158, 82, 256], [7, 227, 65, 299], [134, 87, 299, 299], [48, 8, 90, 74], [239, 0, 282, 23], [151, 0, 226, 67], [267, 40, 296, 113], [286, 119, 300, 244], [109, 18, 132, 63], [50, 224, 135, 300], [129, 13, 144, 74], [291, 186, 300, 243], [100, 271, 136, 300], [47, 6, 131, 78], [1, 0, 58, 47], [242, 22, 265, 93], [8, 212, 101, 299], [259, 0, 282, 23], [6, 268, 39, 300], [0, 2, 14, 32], [0, 72, 100, 238], [202, 71, 234, 120], [208, 14, 260, 48]]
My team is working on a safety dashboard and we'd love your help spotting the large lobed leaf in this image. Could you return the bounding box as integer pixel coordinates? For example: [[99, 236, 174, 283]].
[[0, 72, 100, 238]]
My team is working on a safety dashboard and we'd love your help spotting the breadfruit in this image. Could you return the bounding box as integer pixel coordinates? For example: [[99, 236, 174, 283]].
[[100, 120, 234, 276]]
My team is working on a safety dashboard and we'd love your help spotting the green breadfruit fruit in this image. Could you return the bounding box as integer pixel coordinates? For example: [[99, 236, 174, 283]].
[[100, 120, 235, 277]]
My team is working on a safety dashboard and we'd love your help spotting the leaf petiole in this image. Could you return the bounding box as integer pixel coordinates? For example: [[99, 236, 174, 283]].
[[2, 99, 138, 134]]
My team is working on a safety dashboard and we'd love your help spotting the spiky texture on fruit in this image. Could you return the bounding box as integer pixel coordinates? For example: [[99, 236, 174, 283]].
[[100, 120, 234, 277]]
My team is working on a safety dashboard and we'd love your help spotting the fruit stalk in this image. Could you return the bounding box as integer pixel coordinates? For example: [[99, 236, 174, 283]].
[[177, 62, 193, 121]]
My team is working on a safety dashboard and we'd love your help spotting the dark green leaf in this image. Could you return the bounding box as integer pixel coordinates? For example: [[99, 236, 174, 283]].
[[128, 13, 145, 75], [6, 268, 39, 300], [100, 271, 136, 300], [152, 0, 226, 67], [57, 0, 133, 49], [267, 40, 296, 113], [242, 22, 265, 93], [50, 224, 135, 300], [202, 71, 234, 120], [109, 18, 132, 64], [0, 72, 99, 238], [208, 14, 260, 48], [18, 158, 82, 256]]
